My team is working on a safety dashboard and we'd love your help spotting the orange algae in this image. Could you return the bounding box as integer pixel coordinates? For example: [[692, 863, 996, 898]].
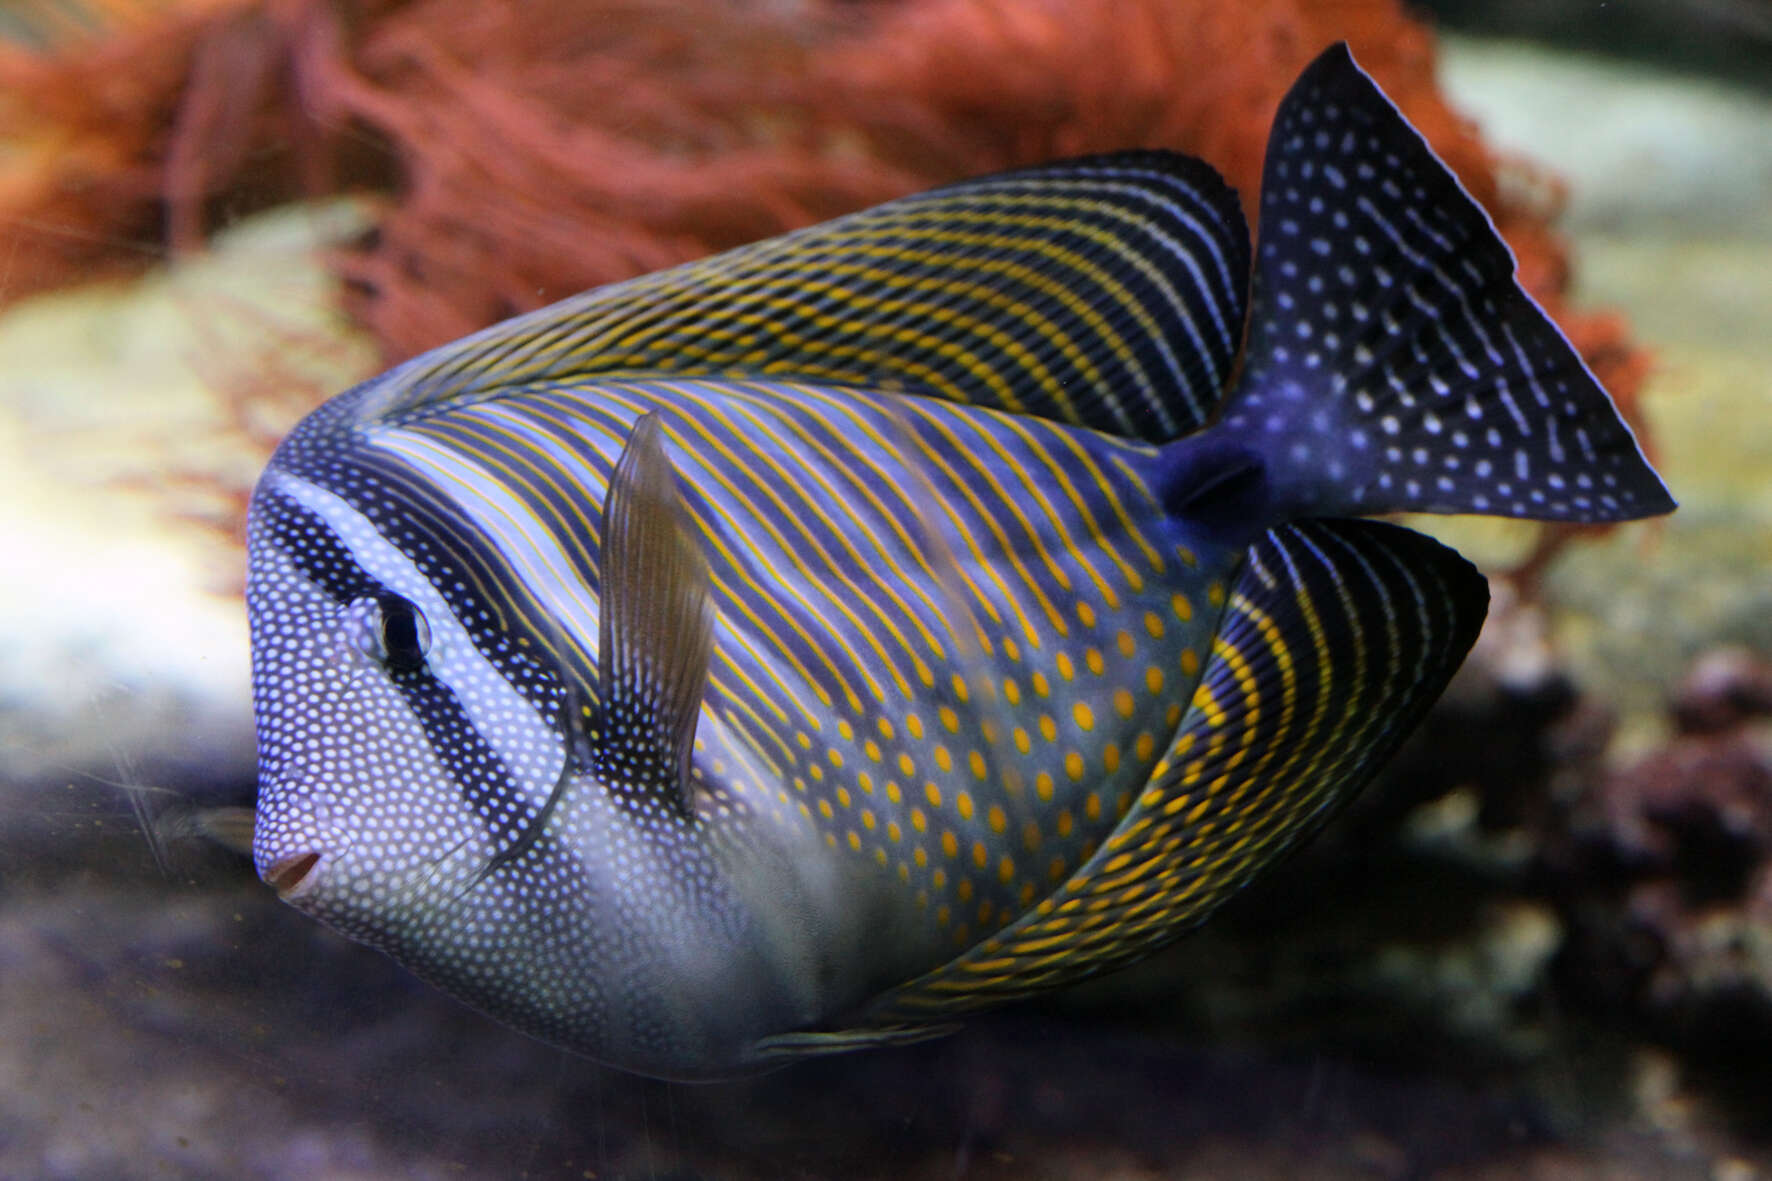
[[0, 0, 1655, 510]]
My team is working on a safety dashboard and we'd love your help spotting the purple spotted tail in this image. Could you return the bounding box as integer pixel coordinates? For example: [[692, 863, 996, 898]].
[[1171, 43, 1673, 529]]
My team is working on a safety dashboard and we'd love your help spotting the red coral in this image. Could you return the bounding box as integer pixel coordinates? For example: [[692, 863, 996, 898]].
[[0, 0, 1654, 498]]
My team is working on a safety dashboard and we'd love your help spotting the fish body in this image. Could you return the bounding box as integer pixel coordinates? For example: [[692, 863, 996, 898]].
[[247, 44, 1672, 1079]]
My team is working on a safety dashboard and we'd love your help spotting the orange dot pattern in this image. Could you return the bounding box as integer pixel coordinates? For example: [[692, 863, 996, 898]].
[[862, 519, 1488, 1021]]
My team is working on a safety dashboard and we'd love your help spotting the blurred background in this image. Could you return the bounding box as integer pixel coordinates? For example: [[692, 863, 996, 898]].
[[1, 1, 1769, 1176]]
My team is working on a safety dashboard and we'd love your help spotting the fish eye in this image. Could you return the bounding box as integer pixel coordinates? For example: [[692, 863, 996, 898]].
[[346, 593, 432, 673], [378, 594, 432, 672]]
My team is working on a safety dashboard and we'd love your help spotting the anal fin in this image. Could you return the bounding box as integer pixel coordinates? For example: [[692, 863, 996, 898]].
[[863, 518, 1489, 1020], [750, 1022, 961, 1063]]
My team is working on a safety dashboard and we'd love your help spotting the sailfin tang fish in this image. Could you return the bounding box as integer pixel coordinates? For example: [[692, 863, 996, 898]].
[[247, 43, 1672, 1079]]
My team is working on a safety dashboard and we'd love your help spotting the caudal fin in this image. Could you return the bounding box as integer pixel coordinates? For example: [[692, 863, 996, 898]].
[[1211, 42, 1673, 524]]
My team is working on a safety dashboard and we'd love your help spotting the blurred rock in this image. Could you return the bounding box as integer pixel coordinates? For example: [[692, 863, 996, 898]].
[[1423, 0, 1772, 93], [1673, 648, 1772, 734], [0, 862, 1714, 1180], [1607, 721, 1772, 878], [0, 200, 376, 881], [1540, 644, 1772, 1126], [1439, 36, 1772, 236]]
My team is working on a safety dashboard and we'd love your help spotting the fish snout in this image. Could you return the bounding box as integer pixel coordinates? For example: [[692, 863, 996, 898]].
[[263, 850, 323, 900]]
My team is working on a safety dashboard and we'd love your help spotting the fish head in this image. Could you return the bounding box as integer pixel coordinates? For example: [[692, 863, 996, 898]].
[[242, 464, 574, 960]]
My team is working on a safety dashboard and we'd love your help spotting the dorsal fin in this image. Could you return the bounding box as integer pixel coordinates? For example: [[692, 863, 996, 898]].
[[855, 518, 1488, 1022], [361, 153, 1252, 442], [597, 412, 715, 817]]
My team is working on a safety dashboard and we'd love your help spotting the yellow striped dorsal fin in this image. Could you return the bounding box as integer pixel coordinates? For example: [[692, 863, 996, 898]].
[[359, 155, 1251, 443]]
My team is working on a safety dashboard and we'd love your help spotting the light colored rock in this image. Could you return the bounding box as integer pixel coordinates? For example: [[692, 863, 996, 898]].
[[0, 201, 377, 823], [1439, 36, 1772, 236]]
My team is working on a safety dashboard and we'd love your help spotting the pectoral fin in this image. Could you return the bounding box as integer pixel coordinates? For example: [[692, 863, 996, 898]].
[[597, 412, 715, 817]]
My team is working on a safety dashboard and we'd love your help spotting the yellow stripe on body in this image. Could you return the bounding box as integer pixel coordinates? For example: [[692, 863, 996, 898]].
[[560, 397, 837, 727], [1087, 446, 1172, 581], [995, 415, 1153, 611], [588, 216, 1145, 423], [426, 397, 819, 740], [707, 387, 949, 699], [612, 219, 1153, 418], [942, 414, 1085, 601], [1205, 633, 1262, 778], [604, 252, 1106, 414], [789, 384, 1004, 638], [873, 411, 1036, 651], [367, 161, 1250, 457], [645, 306, 994, 407], [401, 413, 609, 664], [902, 402, 1067, 642], [592, 387, 883, 714], [859, 524, 1431, 1020], [828, 201, 1185, 378], [635, 381, 909, 707], [719, 383, 955, 672]]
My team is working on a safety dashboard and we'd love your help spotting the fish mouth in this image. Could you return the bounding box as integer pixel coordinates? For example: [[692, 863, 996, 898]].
[[264, 851, 323, 899]]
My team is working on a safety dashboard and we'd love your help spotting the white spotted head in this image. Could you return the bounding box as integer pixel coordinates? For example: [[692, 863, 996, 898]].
[[238, 377, 636, 1043], [245, 466, 578, 958]]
